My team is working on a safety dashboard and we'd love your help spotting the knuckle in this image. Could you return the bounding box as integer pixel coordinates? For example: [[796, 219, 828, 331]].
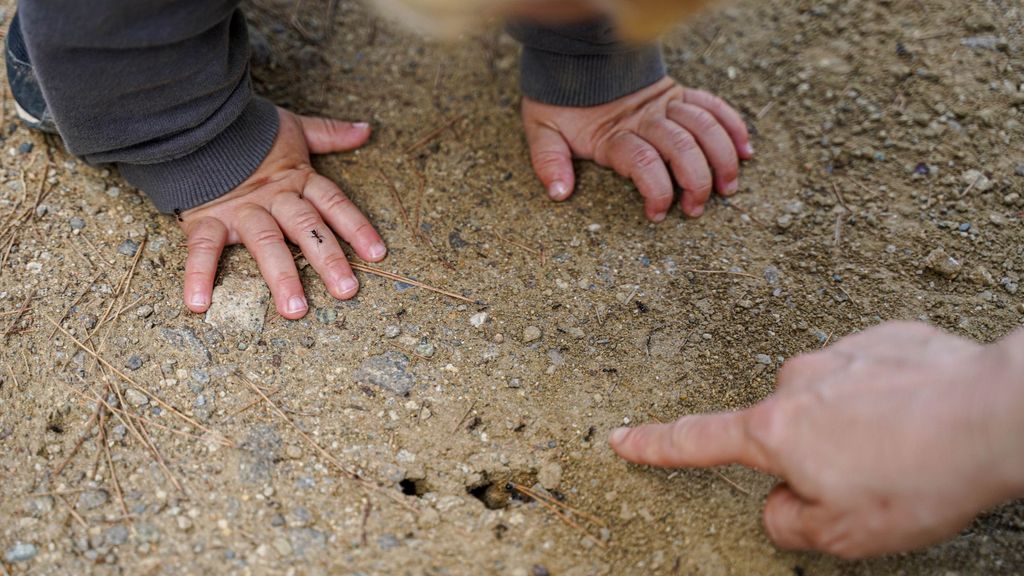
[[669, 130, 698, 153], [187, 233, 220, 255], [322, 252, 350, 272], [690, 108, 719, 132], [532, 150, 565, 170], [290, 211, 322, 233], [270, 270, 301, 288], [321, 192, 352, 214], [251, 227, 284, 248], [630, 147, 662, 170], [745, 402, 787, 453]]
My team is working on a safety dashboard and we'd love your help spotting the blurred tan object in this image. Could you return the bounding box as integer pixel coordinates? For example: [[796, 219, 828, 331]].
[[369, 0, 717, 40]]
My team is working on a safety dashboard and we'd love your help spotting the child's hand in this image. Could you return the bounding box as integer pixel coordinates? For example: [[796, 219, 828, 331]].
[[179, 107, 387, 319], [521, 76, 753, 221]]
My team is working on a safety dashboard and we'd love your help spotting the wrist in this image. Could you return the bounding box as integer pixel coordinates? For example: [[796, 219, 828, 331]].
[[979, 330, 1024, 502]]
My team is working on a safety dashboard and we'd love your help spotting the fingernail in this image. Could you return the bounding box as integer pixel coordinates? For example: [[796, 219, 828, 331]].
[[339, 276, 358, 296], [723, 179, 739, 195], [189, 292, 209, 308], [741, 143, 755, 156], [652, 211, 667, 223], [609, 427, 630, 446], [548, 181, 568, 200], [286, 295, 308, 314], [368, 243, 387, 260], [354, 122, 370, 129]]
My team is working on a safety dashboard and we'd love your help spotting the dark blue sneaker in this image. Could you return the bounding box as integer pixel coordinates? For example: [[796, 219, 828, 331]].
[[5, 12, 58, 134]]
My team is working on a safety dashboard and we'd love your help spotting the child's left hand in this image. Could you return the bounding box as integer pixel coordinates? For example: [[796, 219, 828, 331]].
[[521, 76, 753, 221]]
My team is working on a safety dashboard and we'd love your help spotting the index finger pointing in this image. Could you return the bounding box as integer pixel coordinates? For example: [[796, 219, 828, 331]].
[[610, 411, 771, 472]]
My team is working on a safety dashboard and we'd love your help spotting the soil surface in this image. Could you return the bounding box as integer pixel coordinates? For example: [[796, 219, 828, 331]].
[[2, 0, 1023, 574]]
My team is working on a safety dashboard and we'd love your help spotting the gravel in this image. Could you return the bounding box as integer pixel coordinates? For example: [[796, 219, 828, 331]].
[[4, 542, 37, 563], [117, 239, 140, 257], [353, 351, 415, 396]]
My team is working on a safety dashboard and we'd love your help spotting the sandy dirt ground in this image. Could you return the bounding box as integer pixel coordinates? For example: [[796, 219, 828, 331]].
[[1, 0, 1023, 574]]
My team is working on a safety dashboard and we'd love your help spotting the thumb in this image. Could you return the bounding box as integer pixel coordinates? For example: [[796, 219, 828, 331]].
[[609, 411, 769, 471], [525, 123, 575, 201], [298, 115, 372, 154], [763, 484, 816, 550]]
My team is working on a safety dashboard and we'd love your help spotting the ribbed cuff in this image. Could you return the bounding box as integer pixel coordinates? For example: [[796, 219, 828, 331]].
[[520, 43, 666, 107], [119, 97, 280, 214]]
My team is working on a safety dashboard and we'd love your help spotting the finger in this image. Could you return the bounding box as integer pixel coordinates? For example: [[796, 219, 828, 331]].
[[764, 484, 815, 550], [302, 175, 387, 262], [298, 115, 372, 154], [602, 131, 674, 222], [637, 118, 713, 217], [775, 351, 847, 394], [524, 122, 575, 201], [668, 101, 740, 196], [683, 89, 754, 159], [182, 217, 228, 313], [235, 205, 309, 319], [609, 411, 770, 471], [271, 193, 359, 300]]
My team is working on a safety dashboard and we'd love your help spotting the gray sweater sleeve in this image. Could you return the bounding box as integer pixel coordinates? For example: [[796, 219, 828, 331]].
[[17, 0, 278, 214], [507, 18, 666, 107], [13, 4, 662, 214]]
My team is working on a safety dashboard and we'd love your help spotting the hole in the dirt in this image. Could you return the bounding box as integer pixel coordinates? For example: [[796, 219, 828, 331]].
[[47, 423, 64, 434], [399, 478, 430, 497], [467, 481, 508, 510]]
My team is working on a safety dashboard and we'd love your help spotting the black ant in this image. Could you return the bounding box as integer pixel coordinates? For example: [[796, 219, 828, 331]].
[[310, 229, 324, 244], [173, 208, 183, 223]]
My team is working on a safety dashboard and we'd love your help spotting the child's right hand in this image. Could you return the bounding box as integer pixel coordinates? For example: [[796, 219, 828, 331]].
[[179, 107, 387, 319]]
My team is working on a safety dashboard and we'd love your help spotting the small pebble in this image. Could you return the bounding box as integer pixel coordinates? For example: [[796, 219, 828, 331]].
[[117, 239, 140, 257], [125, 355, 144, 371], [136, 305, 154, 318], [538, 462, 563, 491], [755, 354, 772, 365], [469, 312, 489, 328], [4, 542, 37, 563], [384, 325, 401, 338], [923, 247, 962, 278], [523, 326, 542, 343], [124, 388, 149, 407], [18, 142, 34, 155]]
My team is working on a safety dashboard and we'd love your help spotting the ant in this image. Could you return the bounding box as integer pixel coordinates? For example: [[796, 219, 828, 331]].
[[173, 208, 183, 223], [310, 229, 324, 244]]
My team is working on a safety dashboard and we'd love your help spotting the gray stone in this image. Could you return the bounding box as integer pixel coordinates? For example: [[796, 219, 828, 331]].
[[469, 312, 489, 327], [125, 355, 144, 371], [77, 489, 109, 511], [124, 388, 149, 407], [160, 327, 211, 362], [105, 525, 130, 546], [763, 266, 780, 285], [315, 307, 337, 324], [135, 305, 154, 318], [288, 527, 327, 556], [204, 277, 271, 334], [377, 533, 401, 550], [354, 351, 415, 396], [384, 325, 401, 338], [755, 354, 772, 365], [69, 217, 86, 230], [523, 326, 542, 343], [4, 543, 37, 563], [117, 239, 140, 257]]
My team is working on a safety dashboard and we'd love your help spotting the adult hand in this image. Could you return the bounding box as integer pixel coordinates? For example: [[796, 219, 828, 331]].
[[610, 322, 1024, 558], [521, 76, 753, 221], [179, 107, 387, 319]]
